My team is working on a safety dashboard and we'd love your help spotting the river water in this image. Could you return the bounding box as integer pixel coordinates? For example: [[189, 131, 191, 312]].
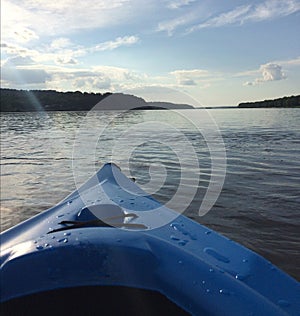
[[1, 108, 299, 280]]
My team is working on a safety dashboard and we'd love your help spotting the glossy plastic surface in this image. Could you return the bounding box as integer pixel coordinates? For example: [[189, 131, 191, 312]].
[[1, 163, 299, 315]]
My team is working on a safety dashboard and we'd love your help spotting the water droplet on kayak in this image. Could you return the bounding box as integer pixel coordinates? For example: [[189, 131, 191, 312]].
[[219, 289, 230, 295], [204, 247, 230, 263], [206, 289, 211, 293], [277, 299, 290, 307], [170, 222, 180, 230], [34, 240, 37, 244], [119, 199, 124, 203], [235, 273, 248, 281], [170, 223, 196, 240], [44, 243, 50, 247], [242, 258, 248, 263], [205, 231, 211, 235], [170, 235, 180, 241], [209, 268, 214, 273], [178, 260, 183, 264], [178, 240, 188, 246], [56, 214, 64, 218], [64, 232, 71, 236], [67, 200, 73, 205], [36, 245, 43, 250], [51, 236, 56, 239], [58, 238, 68, 243]]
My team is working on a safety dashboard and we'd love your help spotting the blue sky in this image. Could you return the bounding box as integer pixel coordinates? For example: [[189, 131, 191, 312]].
[[1, 0, 300, 106]]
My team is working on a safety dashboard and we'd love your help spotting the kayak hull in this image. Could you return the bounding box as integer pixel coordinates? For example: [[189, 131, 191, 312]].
[[1, 163, 299, 315]]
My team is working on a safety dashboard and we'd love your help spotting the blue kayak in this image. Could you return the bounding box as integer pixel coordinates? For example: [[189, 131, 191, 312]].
[[1, 163, 299, 315]]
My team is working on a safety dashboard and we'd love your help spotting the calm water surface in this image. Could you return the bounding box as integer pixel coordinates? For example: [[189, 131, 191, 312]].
[[1, 108, 299, 280]]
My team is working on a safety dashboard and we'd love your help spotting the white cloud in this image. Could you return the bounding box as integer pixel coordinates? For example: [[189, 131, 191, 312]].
[[1, 56, 51, 86], [1, 41, 79, 66], [0, 42, 36, 58], [166, 0, 196, 10], [42, 64, 147, 92], [170, 69, 209, 85], [238, 56, 300, 86], [21, 0, 128, 11], [3, 56, 35, 66], [157, 2, 211, 35], [33, 35, 139, 65], [190, 5, 251, 30], [277, 56, 300, 67], [50, 38, 74, 50], [40, 64, 210, 94], [92, 36, 139, 52], [1, 68, 50, 86], [74, 76, 112, 91], [242, 62, 287, 86], [1, 33, 138, 69], [55, 57, 78, 65], [259, 63, 286, 81], [157, 14, 196, 36], [1, 28, 144, 92], [243, 81, 253, 86], [11, 27, 39, 43], [245, 0, 300, 22], [1, 0, 148, 41], [1, 1, 39, 42], [189, 0, 300, 31]]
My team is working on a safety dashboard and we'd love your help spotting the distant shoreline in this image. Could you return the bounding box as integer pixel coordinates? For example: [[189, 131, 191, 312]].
[[238, 95, 299, 108], [0, 88, 193, 112], [0, 88, 299, 111]]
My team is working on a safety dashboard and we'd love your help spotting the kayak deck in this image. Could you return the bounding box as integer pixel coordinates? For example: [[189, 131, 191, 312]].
[[1, 163, 299, 315]]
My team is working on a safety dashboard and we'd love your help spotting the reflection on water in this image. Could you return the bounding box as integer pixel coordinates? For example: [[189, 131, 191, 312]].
[[1, 108, 300, 280]]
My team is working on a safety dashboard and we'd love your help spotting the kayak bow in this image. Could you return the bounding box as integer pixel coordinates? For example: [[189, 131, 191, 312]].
[[1, 163, 299, 315]]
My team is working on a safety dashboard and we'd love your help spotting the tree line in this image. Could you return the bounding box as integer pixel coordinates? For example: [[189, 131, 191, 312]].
[[0, 88, 112, 112], [238, 95, 299, 108]]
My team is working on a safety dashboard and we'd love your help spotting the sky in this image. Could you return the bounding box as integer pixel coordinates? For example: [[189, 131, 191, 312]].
[[1, 0, 300, 106]]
